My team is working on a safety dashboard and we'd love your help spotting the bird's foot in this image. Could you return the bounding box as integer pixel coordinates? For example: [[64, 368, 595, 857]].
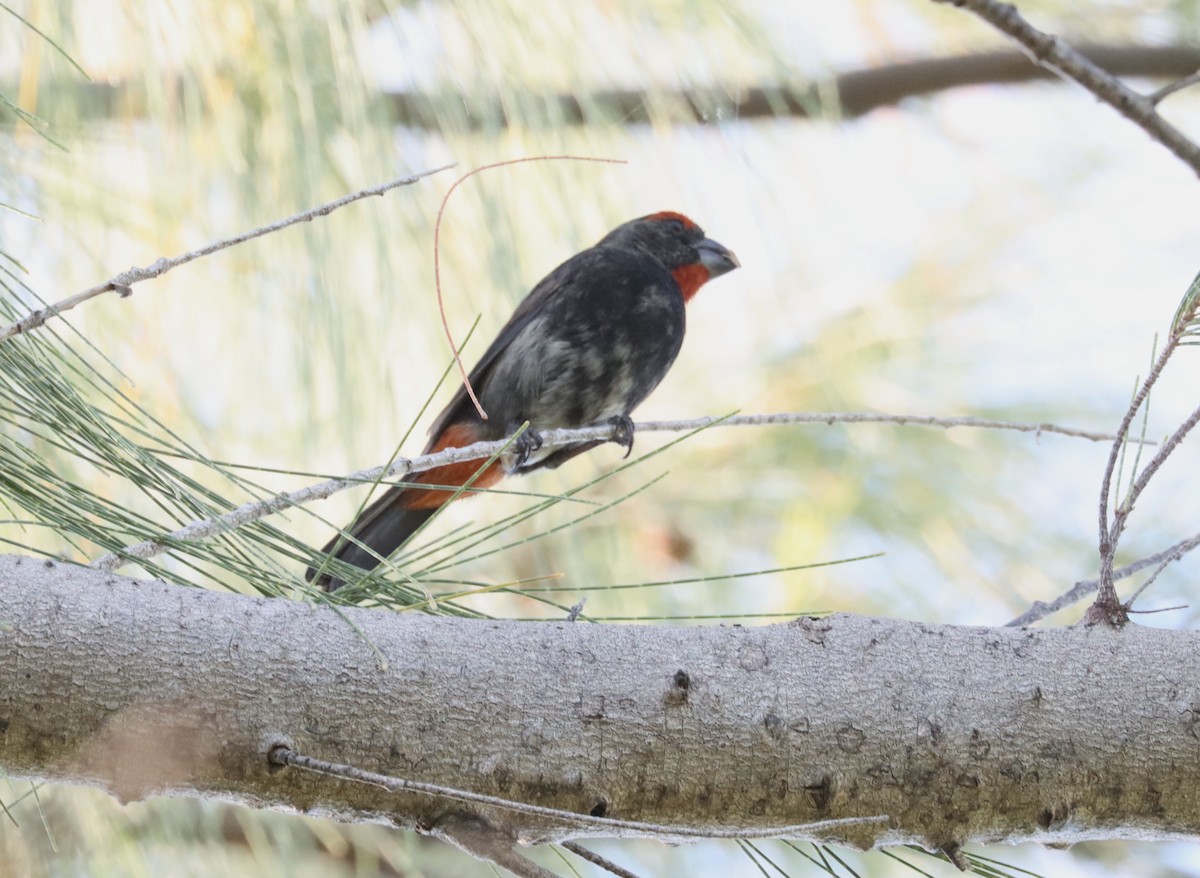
[[511, 427, 544, 470], [607, 415, 635, 459]]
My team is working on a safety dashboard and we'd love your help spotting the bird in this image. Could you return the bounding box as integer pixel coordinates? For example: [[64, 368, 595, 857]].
[[307, 211, 739, 589]]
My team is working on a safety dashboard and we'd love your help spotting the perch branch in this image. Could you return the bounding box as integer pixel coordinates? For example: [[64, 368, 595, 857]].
[[91, 410, 1127, 572]]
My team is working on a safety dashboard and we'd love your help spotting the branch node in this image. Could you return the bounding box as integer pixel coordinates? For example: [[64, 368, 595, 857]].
[[267, 742, 294, 769], [1080, 598, 1130, 629]]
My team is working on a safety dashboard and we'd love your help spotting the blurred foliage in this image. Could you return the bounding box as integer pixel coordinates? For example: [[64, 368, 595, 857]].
[[3, 0, 1200, 876]]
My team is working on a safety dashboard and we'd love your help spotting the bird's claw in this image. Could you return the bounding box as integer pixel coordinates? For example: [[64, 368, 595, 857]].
[[608, 415, 635, 459], [512, 428, 544, 470]]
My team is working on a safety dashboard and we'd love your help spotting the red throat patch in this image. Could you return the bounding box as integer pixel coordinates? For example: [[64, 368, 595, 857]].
[[672, 263, 711, 303], [400, 422, 504, 510]]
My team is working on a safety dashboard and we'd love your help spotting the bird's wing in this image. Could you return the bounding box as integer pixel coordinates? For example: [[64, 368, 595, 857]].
[[423, 254, 586, 447]]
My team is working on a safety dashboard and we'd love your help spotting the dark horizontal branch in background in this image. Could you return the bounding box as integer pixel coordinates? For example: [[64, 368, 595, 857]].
[[828, 44, 1200, 115], [399, 44, 1200, 128], [15, 44, 1200, 130]]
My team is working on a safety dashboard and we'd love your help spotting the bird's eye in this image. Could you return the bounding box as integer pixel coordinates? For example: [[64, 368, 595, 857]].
[[668, 219, 687, 234]]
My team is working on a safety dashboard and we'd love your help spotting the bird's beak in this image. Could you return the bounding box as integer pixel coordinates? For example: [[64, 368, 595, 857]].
[[696, 237, 740, 279]]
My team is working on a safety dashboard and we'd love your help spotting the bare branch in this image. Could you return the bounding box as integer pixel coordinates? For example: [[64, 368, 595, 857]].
[[91, 410, 1126, 572], [270, 746, 884, 841], [1088, 401, 1200, 623], [933, 0, 1200, 178], [639, 411, 1127, 442], [1149, 68, 1200, 105], [1127, 604, 1189, 616], [0, 165, 456, 344], [1092, 274, 1200, 619], [1096, 339, 1178, 607], [561, 842, 644, 878], [90, 436, 521, 571], [1006, 531, 1200, 627], [48, 45, 1200, 128], [1123, 555, 1183, 612], [1112, 402, 1200, 546], [427, 813, 561, 878]]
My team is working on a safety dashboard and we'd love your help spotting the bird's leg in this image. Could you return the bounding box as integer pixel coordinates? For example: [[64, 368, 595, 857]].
[[510, 427, 544, 471], [607, 415, 636, 458]]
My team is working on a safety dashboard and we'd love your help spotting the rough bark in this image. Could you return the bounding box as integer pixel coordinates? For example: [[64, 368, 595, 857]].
[[2, 554, 1200, 854]]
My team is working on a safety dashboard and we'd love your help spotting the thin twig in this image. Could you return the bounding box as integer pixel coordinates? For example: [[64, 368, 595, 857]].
[[34, 45, 1200, 129], [1095, 338, 1178, 607], [268, 745, 887, 840], [1123, 553, 1183, 611], [1089, 275, 1200, 623], [1149, 69, 1200, 105], [638, 411, 1128, 442], [1005, 531, 1200, 627], [0, 165, 456, 343], [934, 0, 1200, 178], [1110, 402, 1200, 549], [90, 437, 521, 571], [561, 842, 644, 878], [91, 410, 1126, 571], [1127, 604, 1188, 615]]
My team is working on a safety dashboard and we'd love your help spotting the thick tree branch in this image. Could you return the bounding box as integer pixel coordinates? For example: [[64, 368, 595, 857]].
[[6, 554, 1200, 855], [91, 411, 1125, 573]]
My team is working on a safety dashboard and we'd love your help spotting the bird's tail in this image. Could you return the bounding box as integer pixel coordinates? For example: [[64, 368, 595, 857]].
[[307, 424, 503, 590]]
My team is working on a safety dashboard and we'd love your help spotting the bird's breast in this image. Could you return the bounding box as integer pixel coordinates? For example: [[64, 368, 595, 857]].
[[479, 255, 686, 435]]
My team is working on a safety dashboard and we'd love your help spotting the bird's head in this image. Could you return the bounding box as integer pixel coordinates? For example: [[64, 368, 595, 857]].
[[600, 211, 739, 302]]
